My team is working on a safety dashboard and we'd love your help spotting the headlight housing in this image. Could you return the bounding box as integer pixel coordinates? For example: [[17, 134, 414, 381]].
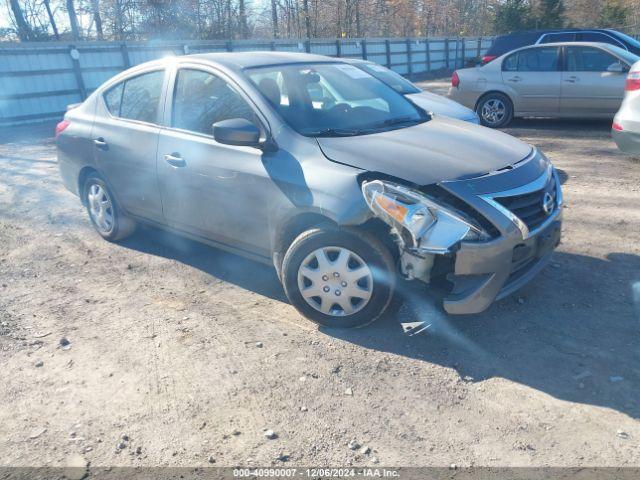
[[362, 180, 487, 254]]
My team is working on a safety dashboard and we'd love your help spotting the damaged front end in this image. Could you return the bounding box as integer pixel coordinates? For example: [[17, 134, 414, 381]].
[[361, 179, 490, 284]]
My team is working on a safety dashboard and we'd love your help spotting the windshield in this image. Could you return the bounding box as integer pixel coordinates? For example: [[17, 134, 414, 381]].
[[245, 62, 428, 137], [610, 31, 640, 50], [354, 63, 421, 95]]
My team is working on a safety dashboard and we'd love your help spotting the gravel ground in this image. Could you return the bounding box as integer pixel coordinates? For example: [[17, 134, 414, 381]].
[[1, 83, 639, 468]]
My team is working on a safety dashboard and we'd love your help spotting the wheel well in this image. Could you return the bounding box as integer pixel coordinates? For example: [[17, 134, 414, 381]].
[[271, 213, 399, 277], [77, 166, 99, 205], [475, 90, 513, 112]]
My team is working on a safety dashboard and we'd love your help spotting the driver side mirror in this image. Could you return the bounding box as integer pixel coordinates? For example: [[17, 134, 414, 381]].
[[607, 62, 626, 73], [212, 118, 261, 147]]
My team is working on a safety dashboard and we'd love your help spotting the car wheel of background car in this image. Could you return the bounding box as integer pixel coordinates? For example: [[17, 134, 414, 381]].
[[83, 175, 136, 241], [282, 227, 396, 328], [476, 93, 513, 128]]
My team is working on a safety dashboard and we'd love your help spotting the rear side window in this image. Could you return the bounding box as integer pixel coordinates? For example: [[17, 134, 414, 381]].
[[503, 47, 559, 72], [103, 70, 164, 124], [539, 32, 575, 43], [172, 69, 257, 136], [566, 46, 620, 72]]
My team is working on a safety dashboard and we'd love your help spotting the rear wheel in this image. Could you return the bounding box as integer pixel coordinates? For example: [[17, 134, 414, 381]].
[[282, 227, 396, 328], [476, 92, 513, 128], [83, 175, 136, 241]]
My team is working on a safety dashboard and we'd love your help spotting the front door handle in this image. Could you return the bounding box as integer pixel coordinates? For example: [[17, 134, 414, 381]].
[[164, 153, 186, 168], [507, 75, 522, 83], [564, 76, 578, 83], [93, 137, 108, 150]]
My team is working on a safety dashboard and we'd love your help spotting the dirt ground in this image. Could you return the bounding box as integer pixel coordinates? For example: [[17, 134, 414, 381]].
[[1, 81, 640, 470]]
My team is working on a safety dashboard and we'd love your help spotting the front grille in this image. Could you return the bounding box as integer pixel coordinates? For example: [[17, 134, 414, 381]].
[[494, 175, 557, 232]]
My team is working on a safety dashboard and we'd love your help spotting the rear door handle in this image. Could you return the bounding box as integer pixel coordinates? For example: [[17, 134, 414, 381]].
[[164, 153, 186, 168], [564, 76, 578, 83], [93, 137, 108, 150], [508, 76, 522, 83]]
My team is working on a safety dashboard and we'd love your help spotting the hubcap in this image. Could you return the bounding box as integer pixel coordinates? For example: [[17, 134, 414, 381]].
[[481, 98, 506, 125], [87, 183, 114, 234], [297, 246, 373, 317]]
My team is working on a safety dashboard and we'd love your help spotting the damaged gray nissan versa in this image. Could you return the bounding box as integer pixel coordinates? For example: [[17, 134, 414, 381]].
[[56, 52, 563, 328]]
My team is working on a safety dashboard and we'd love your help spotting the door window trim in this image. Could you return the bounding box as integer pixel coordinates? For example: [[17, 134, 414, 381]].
[[162, 63, 272, 143], [100, 67, 168, 128], [561, 45, 631, 72]]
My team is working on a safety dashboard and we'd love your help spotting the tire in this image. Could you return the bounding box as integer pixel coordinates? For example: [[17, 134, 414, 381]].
[[476, 92, 514, 128], [83, 175, 136, 241], [281, 227, 396, 328]]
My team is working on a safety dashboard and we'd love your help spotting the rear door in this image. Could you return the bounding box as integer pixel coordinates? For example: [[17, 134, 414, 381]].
[[91, 69, 166, 221], [561, 46, 628, 115], [501, 46, 562, 114]]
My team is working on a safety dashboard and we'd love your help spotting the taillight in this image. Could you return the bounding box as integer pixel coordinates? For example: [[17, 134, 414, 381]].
[[612, 122, 624, 131], [55, 120, 70, 139], [482, 55, 497, 64], [451, 71, 460, 88], [625, 71, 640, 91]]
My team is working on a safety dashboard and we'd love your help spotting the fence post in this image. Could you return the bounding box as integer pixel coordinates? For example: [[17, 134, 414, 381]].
[[270, 41, 276, 51], [477, 37, 482, 59], [444, 38, 450, 70], [362, 39, 368, 60], [120, 43, 130, 69], [305, 39, 311, 53], [425, 38, 431, 73], [69, 45, 86, 100], [406, 38, 413, 79], [336, 39, 342, 57], [460, 37, 466, 67], [385, 39, 391, 68], [226, 41, 233, 52]]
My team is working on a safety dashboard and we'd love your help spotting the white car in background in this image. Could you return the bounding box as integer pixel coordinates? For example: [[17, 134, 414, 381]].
[[343, 58, 480, 124], [612, 59, 640, 154]]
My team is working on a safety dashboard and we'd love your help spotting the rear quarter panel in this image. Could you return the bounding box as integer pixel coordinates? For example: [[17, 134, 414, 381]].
[[56, 96, 98, 197]]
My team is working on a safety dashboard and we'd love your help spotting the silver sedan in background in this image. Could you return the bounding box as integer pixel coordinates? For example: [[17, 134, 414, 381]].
[[343, 58, 480, 123], [449, 42, 639, 127], [612, 59, 640, 154]]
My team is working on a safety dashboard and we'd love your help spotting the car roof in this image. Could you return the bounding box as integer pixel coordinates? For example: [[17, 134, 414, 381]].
[[507, 41, 620, 51], [496, 28, 619, 38], [185, 51, 338, 70]]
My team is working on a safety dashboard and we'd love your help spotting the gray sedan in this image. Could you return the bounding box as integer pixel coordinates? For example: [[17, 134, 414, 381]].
[[343, 58, 480, 123], [449, 42, 639, 127]]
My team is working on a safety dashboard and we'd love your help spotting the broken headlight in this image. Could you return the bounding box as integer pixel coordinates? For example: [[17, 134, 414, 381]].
[[362, 180, 487, 254]]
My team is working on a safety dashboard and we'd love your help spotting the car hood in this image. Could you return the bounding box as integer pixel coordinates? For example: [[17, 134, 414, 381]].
[[406, 91, 477, 121], [316, 116, 532, 185]]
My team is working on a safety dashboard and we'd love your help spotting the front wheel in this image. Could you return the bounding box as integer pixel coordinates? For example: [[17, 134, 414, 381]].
[[476, 92, 513, 128], [281, 227, 396, 328]]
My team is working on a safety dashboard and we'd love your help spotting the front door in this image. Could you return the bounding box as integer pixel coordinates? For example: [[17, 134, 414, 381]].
[[561, 46, 627, 116], [156, 67, 272, 253], [91, 69, 166, 221], [501, 46, 562, 114]]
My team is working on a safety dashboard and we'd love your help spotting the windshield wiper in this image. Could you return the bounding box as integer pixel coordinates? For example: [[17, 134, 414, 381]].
[[306, 128, 364, 137], [379, 115, 423, 127]]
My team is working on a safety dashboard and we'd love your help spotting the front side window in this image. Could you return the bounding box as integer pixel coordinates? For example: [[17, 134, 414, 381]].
[[539, 32, 575, 43], [579, 32, 625, 49], [172, 69, 257, 136], [503, 47, 559, 72], [246, 62, 428, 137], [566, 46, 620, 72], [103, 70, 164, 123]]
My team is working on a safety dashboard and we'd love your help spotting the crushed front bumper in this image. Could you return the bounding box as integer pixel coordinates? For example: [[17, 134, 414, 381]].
[[443, 213, 562, 315]]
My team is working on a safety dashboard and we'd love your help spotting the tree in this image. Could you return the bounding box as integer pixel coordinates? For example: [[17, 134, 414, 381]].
[[492, 0, 535, 34], [536, 0, 565, 29], [9, 0, 34, 40], [91, 0, 104, 39], [66, 0, 81, 39], [599, 0, 628, 28]]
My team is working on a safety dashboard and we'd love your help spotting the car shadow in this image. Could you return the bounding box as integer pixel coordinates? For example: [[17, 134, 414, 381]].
[[119, 224, 640, 420]]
